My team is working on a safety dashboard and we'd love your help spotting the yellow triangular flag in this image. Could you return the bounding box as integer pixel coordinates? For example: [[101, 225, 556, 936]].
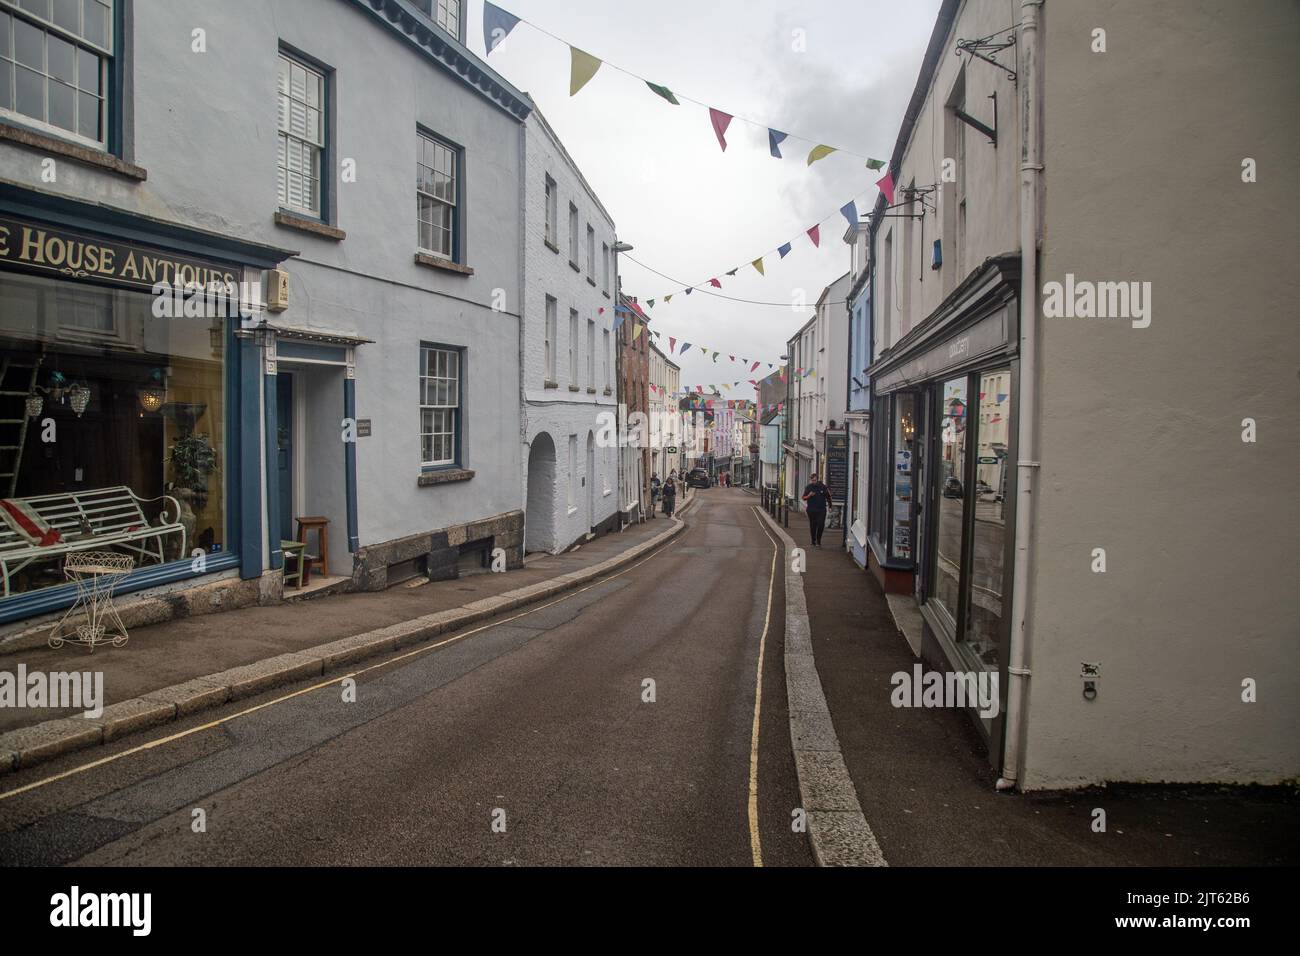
[[632, 321, 644, 340], [752, 257, 765, 276], [664, 294, 673, 303], [570, 47, 602, 96], [807, 144, 837, 166]]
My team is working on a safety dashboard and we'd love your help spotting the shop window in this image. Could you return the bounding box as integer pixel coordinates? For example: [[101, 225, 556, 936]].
[[0, 0, 112, 147], [931, 375, 968, 632], [963, 369, 1011, 668], [419, 344, 461, 467], [0, 271, 227, 600], [277, 52, 326, 219], [417, 130, 458, 260], [890, 393, 917, 561]]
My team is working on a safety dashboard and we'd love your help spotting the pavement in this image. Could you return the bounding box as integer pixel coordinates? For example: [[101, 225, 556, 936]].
[[780, 509, 1300, 866], [0, 489, 814, 866]]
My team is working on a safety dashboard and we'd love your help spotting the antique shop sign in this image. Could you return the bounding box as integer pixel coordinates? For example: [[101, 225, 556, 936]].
[[0, 214, 239, 293]]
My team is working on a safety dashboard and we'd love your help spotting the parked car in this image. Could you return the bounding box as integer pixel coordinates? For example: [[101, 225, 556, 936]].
[[943, 476, 964, 499], [686, 468, 711, 489]]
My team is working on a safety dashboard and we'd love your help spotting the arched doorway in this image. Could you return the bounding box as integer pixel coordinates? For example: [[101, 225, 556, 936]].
[[526, 432, 557, 553]]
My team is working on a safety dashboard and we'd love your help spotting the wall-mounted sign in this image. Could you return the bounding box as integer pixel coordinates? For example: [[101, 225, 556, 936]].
[[356, 419, 372, 438], [0, 213, 239, 293]]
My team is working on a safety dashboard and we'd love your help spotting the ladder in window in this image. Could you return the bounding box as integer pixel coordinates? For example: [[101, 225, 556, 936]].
[[0, 356, 41, 497]]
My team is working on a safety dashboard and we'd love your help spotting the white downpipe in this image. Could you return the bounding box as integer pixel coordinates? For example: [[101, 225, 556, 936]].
[[996, 0, 1043, 792]]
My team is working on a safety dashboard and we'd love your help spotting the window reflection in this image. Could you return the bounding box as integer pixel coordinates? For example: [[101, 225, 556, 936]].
[[932, 376, 967, 627], [964, 370, 1011, 668]]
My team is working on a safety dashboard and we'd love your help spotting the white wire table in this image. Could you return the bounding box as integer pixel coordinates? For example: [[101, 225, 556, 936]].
[[49, 551, 135, 652]]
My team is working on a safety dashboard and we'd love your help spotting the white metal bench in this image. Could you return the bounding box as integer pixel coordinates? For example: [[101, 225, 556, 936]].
[[0, 486, 186, 598]]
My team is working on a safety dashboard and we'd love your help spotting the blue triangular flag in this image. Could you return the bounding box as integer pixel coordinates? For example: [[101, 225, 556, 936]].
[[777, 242, 792, 259], [840, 200, 858, 233], [483, 1, 520, 55], [768, 129, 788, 159], [680, 343, 692, 355]]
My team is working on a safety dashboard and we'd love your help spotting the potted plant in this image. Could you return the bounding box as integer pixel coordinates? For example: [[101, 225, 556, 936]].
[[167, 434, 218, 549]]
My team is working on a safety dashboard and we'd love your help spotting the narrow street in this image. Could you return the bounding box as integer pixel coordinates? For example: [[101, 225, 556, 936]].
[[0, 491, 811, 867]]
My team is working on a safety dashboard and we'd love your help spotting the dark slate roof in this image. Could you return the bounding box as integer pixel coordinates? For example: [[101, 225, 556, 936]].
[[348, 0, 531, 120]]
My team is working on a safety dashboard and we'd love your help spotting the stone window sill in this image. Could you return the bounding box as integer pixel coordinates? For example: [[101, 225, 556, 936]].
[[568, 384, 580, 392], [586, 277, 596, 287], [275, 211, 346, 240], [0, 122, 148, 181], [603, 388, 612, 396], [586, 387, 596, 394], [417, 468, 475, 487], [545, 238, 559, 254], [544, 380, 558, 389], [603, 290, 611, 299], [414, 251, 474, 276], [569, 261, 581, 273], [567, 506, 579, 516]]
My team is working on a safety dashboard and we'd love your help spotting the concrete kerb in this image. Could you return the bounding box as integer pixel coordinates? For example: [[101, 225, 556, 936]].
[[756, 506, 887, 867], [0, 506, 695, 777]]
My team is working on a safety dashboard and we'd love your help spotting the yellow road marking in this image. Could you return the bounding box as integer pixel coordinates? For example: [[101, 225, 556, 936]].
[[747, 506, 781, 867], [0, 520, 689, 803]]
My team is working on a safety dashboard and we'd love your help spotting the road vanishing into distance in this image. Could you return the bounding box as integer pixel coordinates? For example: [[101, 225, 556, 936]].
[[0, 491, 813, 867]]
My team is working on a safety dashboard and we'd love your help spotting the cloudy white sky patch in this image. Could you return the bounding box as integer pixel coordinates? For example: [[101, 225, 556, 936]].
[[475, 0, 942, 392]]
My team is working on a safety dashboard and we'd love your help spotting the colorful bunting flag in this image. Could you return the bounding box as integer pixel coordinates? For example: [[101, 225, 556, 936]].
[[807, 225, 820, 248], [681, 343, 692, 355], [665, 294, 672, 304], [768, 129, 788, 158], [876, 170, 896, 205], [709, 108, 733, 151], [633, 322, 644, 340], [866, 158, 886, 171], [647, 298, 655, 308], [483, 1, 520, 55], [777, 242, 792, 259], [685, 288, 692, 295], [807, 144, 836, 165], [669, 336, 676, 352], [570, 47, 602, 96], [840, 200, 858, 232], [752, 257, 764, 276], [751, 361, 760, 372], [709, 278, 721, 288], [646, 82, 679, 105]]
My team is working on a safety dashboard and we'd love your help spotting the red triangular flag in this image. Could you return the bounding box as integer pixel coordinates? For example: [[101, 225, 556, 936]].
[[709, 108, 733, 151], [876, 171, 895, 205], [669, 336, 676, 352], [750, 361, 760, 372], [709, 278, 721, 288], [807, 225, 820, 247]]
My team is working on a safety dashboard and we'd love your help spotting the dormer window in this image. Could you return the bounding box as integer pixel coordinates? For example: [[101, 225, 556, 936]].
[[413, 0, 460, 41]]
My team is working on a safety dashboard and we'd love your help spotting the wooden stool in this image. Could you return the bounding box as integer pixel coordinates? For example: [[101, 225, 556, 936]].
[[281, 540, 308, 589], [295, 516, 330, 577]]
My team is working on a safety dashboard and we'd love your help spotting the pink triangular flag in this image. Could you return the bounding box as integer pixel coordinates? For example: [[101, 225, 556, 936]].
[[876, 170, 895, 205], [807, 225, 820, 247], [709, 278, 721, 288], [669, 336, 677, 352], [709, 108, 733, 151], [750, 361, 760, 372]]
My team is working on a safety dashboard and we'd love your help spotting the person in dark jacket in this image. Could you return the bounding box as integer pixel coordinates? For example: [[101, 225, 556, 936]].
[[662, 475, 677, 517], [801, 472, 832, 547]]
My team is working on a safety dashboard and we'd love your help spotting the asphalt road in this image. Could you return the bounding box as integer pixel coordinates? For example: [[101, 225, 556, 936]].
[[0, 489, 812, 867]]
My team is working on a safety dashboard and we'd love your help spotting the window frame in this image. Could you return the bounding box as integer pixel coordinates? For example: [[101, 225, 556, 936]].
[[416, 127, 462, 262], [543, 174, 557, 248], [544, 294, 557, 383], [567, 202, 579, 265], [568, 307, 578, 386], [277, 46, 331, 223], [419, 342, 465, 470], [0, 0, 118, 152]]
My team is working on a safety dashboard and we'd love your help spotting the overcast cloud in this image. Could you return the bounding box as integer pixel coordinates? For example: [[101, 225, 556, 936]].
[[475, 0, 942, 394]]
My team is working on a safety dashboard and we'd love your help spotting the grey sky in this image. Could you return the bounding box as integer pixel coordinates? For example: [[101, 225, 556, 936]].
[[475, 0, 942, 397]]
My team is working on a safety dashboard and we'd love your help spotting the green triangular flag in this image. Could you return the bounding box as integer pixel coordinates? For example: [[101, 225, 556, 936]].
[[570, 47, 602, 96], [646, 82, 679, 105], [866, 157, 886, 171]]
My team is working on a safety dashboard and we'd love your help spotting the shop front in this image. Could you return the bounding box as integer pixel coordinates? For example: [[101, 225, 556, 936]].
[[0, 193, 294, 627], [866, 254, 1019, 747]]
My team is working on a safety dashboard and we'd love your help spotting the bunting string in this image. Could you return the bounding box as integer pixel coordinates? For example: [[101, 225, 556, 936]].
[[483, 2, 890, 169]]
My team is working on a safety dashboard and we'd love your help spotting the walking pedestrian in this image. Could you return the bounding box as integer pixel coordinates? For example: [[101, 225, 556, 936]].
[[801, 472, 832, 547], [650, 472, 661, 509], [662, 474, 677, 517]]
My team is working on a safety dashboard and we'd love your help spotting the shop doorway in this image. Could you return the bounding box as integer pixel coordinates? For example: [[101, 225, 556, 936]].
[[586, 431, 595, 532], [275, 373, 295, 543]]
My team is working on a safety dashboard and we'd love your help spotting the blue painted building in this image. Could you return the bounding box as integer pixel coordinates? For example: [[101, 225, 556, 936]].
[[843, 223, 872, 568], [0, 0, 529, 629]]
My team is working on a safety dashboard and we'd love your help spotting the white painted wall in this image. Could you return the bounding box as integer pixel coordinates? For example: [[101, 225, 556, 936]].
[[521, 106, 618, 551]]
